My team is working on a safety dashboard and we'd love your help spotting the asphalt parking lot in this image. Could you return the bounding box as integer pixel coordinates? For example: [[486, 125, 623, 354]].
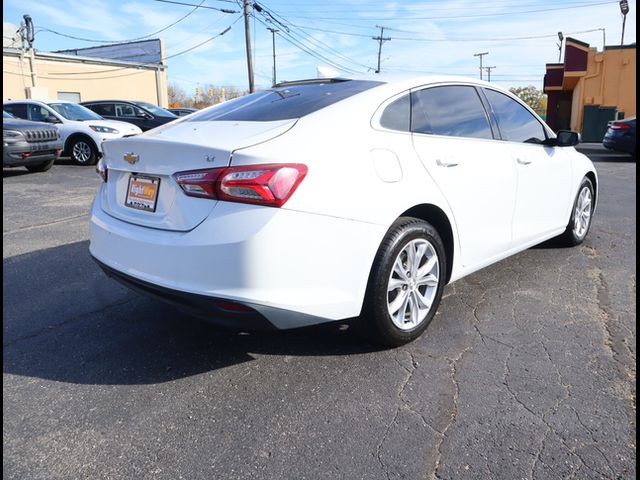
[[3, 150, 636, 479]]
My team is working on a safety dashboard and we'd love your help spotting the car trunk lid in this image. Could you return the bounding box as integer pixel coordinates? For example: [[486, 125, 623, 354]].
[[100, 119, 296, 231]]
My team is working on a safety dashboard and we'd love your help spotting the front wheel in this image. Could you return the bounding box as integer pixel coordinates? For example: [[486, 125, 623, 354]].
[[360, 217, 447, 347], [70, 138, 97, 166], [557, 177, 595, 246]]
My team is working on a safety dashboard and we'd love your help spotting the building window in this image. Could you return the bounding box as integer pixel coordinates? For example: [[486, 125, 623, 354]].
[[57, 92, 81, 103]]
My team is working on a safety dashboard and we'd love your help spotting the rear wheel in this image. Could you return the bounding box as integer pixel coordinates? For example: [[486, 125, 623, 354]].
[[70, 138, 97, 166], [557, 177, 594, 246], [361, 217, 446, 347], [25, 159, 55, 173]]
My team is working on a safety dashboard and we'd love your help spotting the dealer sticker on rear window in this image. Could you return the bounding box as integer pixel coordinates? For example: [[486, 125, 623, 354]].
[[125, 175, 160, 212]]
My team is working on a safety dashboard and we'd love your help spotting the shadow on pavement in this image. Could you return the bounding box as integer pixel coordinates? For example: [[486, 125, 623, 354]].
[[3, 241, 382, 386]]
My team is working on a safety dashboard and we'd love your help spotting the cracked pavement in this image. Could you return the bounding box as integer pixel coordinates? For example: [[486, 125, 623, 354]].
[[3, 153, 636, 479]]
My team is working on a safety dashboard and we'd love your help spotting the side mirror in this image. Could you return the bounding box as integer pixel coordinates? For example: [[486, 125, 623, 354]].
[[44, 116, 61, 124], [556, 130, 580, 147]]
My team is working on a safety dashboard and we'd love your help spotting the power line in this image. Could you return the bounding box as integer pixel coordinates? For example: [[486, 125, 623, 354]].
[[36, 0, 222, 44], [278, 1, 618, 21], [17, 19, 239, 79], [251, 4, 366, 74], [253, 2, 372, 70], [150, 0, 238, 12], [252, 14, 362, 75]]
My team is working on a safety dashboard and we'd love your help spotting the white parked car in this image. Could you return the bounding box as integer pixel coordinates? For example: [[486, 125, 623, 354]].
[[3, 99, 142, 165], [89, 76, 597, 346]]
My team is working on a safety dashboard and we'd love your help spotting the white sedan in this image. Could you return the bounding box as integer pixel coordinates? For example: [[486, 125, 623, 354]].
[[89, 75, 597, 346]]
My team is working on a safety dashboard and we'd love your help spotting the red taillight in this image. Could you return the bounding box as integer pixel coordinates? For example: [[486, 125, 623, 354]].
[[610, 122, 631, 130], [173, 164, 308, 207], [20, 152, 31, 158]]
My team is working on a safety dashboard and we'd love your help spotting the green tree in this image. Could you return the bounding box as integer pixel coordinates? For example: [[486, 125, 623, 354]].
[[509, 85, 547, 117]]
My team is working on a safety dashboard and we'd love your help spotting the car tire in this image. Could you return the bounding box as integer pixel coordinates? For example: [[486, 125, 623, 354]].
[[557, 177, 595, 246], [360, 217, 447, 347], [25, 159, 55, 173], [70, 138, 98, 166]]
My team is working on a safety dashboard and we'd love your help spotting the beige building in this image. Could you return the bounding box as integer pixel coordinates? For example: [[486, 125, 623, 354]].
[[3, 42, 168, 107]]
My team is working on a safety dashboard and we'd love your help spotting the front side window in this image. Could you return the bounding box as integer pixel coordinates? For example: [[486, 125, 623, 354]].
[[136, 102, 176, 118], [411, 86, 493, 140], [484, 89, 547, 144], [115, 103, 145, 118]]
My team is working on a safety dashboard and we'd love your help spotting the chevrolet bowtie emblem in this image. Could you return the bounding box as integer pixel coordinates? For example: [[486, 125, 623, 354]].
[[124, 153, 139, 164]]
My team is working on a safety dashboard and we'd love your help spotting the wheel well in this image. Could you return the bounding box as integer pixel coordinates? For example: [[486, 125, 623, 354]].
[[64, 134, 99, 157], [585, 171, 597, 206], [401, 204, 454, 283]]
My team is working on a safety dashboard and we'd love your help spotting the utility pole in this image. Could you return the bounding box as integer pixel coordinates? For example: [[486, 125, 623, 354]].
[[243, 0, 255, 93], [267, 27, 279, 87], [619, 0, 629, 45], [372, 25, 391, 73], [484, 66, 496, 82], [473, 52, 488, 80]]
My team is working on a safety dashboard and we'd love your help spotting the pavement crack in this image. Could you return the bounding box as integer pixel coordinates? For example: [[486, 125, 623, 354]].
[[431, 347, 471, 480]]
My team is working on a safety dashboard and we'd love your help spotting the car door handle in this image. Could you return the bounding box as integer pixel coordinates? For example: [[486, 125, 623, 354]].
[[436, 158, 459, 168], [516, 157, 532, 165]]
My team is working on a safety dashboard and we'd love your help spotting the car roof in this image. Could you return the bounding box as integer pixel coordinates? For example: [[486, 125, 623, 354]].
[[4, 98, 77, 105], [80, 100, 149, 104]]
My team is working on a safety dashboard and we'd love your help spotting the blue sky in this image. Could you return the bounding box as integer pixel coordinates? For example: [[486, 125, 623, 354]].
[[4, 0, 637, 94]]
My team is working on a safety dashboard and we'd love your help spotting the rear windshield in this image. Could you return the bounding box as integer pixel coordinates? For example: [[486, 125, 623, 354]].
[[186, 80, 383, 122]]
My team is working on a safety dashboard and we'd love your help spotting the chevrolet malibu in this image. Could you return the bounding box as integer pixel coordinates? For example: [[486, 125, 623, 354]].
[[89, 76, 597, 346]]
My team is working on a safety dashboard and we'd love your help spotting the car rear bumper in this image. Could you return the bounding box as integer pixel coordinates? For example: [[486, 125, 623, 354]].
[[89, 188, 387, 329], [603, 134, 635, 154]]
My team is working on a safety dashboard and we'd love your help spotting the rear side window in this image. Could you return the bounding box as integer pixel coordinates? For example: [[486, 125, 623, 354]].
[[187, 80, 383, 122], [411, 86, 493, 140], [3, 103, 27, 119], [87, 103, 115, 116], [380, 94, 410, 132], [483, 89, 547, 144]]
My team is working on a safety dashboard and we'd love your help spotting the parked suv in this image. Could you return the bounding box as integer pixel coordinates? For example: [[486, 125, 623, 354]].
[[81, 100, 178, 131], [3, 100, 142, 165], [3, 111, 62, 172]]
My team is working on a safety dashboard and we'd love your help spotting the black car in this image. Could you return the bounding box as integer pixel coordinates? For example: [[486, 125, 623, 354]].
[[80, 100, 178, 131], [168, 107, 198, 117], [603, 116, 636, 157], [3, 111, 62, 172]]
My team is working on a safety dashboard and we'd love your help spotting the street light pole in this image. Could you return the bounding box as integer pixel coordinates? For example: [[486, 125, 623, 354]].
[[267, 27, 279, 86], [619, 0, 629, 45], [473, 52, 488, 80], [557, 32, 564, 62]]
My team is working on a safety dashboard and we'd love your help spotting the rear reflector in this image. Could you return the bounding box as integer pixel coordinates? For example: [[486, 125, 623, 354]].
[[173, 163, 308, 207]]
